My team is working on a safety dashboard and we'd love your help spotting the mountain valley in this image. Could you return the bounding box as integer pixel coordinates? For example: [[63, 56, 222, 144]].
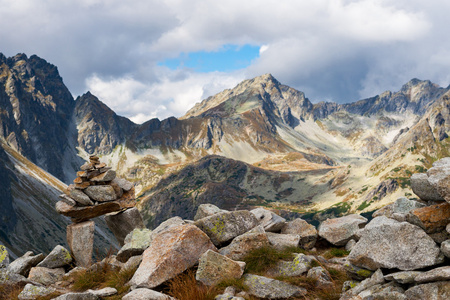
[[1, 53, 450, 255]]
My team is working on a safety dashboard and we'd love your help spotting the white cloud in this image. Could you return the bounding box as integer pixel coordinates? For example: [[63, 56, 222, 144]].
[[86, 68, 244, 123], [1, 0, 450, 115]]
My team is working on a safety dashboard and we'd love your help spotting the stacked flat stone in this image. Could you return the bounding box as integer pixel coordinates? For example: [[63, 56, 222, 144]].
[[55, 155, 136, 223]]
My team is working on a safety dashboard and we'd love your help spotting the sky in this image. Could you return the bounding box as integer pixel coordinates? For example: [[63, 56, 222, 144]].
[[1, 0, 450, 123]]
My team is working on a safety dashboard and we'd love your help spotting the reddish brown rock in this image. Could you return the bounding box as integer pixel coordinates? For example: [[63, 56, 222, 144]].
[[77, 171, 88, 178], [75, 182, 91, 189], [73, 177, 84, 184], [407, 202, 450, 233]]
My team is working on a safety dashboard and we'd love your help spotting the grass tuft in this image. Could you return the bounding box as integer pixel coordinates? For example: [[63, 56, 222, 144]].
[[322, 248, 350, 259], [0, 282, 25, 300], [242, 245, 298, 274], [165, 269, 219, 300]]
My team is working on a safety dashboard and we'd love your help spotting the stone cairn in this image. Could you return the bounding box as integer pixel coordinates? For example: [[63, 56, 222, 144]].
[[55, 155, 144, 267]]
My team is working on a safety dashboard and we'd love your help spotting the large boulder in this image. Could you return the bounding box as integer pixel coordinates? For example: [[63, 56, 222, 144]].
[[250, 208, 286, 232], [427, 159, 450, 203], [196, 250, 244, 286], [318, 214, 368, 246], [281, 218, 317, 249], [219, 226, 271, 261], [104, 207, 145, 246], [405, 281, 450, 300], [348, 216, 443, 270], [37, 245, 72, 269], [194, 210, 259, 246], [243, 274, 307, 299], [129, 224, 217, 288], [411, 173, 445, 201], [406, 202, 450, 233], [8, 251, 44, 276]]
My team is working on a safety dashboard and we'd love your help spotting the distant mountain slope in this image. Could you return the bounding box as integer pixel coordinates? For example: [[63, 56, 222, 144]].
[[138, 155, 341, 228], [1, 52, 450, 243]]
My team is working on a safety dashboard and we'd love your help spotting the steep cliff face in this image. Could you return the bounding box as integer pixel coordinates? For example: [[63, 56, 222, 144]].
[[0, 53, 80, 182], [75, 92, 138, 155]]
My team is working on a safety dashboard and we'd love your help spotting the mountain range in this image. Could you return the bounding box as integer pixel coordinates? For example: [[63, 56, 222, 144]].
[[1, 53, 449, 254]]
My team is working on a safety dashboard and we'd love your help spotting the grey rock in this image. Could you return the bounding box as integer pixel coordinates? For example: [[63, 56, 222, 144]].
[[37, 245, 72, 268], [117, 228, 152, 263], [427, 164, 450, 203], [342, 280, 359, 292], [392, 197, 426, 213], [194, 203, 227, 221], [18, 283, 56, 300], [104, 207, 145, 246], [86, 287, 117, 297], [122, 288, 176, 300], [129, 224, 217, 288], [391, 213, 407, 222], [281, 218, 317, 249], [372, 203, 394, 219], [429, 231, 450, 244], [432, 157, 450, 167], [415, 266, 450, 283], [243, 274, 307, 299], [90, 169, 116, 182], [8, 251, 44, 276], [447, 223, 450, 234], [52, 292, 98, 300], [411, 173, 444, 201], [345, 239, 356, 251], [250, 207, 286, 232], [0, 244, 9, 268], [70, 189, 94, 206], [348, 216, 442, 270], [318, 214, 368, 246], [350, 269, 384, 296], [196, 250, 244, 286], [219, 226, 270, 260], [123, 255, 143, 272], [307, 266, 333, 289], [405, 281, 450, 300], [67, 221, 95, 268], [266, 232, 300, 250], [267, 253, 317, 277], [59, 194, 77, 206], [0, 268, 29, 284], [384, 271, 422, 284], [215, 295, 245, 300], [194, 210, 259, 246], [441, 240, 450, 257], [111, 177, 134, 191], [28, 266, 65, 285], [84, 185, 117, 202]]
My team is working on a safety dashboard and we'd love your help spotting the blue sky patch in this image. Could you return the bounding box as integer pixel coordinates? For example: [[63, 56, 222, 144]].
[[159, 44, 260, 72]]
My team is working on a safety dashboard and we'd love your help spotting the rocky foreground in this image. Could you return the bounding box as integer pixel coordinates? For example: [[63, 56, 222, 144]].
[[1, 158, 450, 299]]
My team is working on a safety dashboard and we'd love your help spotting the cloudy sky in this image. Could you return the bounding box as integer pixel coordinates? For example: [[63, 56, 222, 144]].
[[1, 0, 449, 123]]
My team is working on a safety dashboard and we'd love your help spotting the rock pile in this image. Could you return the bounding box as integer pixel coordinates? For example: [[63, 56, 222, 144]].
[[54, 156, 142, 268], [55, 155, 136, 223], [1, 157, 449, 299]]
